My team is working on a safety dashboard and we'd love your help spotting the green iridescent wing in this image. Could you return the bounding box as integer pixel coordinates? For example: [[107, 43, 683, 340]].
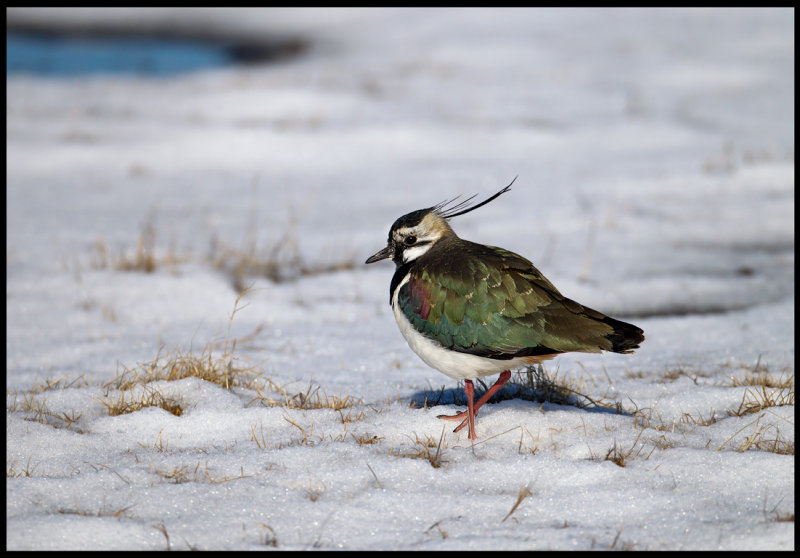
[[397, 240, 638, 358]]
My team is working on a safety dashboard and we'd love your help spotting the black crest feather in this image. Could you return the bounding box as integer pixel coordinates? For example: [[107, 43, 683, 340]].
[[434, 176, 517, 219]]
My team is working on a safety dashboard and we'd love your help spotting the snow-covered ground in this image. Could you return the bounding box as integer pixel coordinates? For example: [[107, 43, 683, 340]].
[[6, 8, 794, 550]]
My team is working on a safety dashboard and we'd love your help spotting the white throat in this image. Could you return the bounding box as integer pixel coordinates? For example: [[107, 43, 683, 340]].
[[401, 242, 434, 263]]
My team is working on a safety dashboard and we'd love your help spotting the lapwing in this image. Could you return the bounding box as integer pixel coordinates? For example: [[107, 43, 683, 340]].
[[365, 179, 644, 440]]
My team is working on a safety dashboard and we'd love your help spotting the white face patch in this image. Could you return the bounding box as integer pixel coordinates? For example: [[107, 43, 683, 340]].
[[392, 222, 444, 263], [401, 243, 433, 262]]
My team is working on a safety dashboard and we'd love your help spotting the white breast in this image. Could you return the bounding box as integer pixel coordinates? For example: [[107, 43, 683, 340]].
[[390, 273, 545, 380]]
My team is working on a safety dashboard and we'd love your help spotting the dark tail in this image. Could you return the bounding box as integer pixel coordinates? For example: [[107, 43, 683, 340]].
[[602, 316, 645, 354]]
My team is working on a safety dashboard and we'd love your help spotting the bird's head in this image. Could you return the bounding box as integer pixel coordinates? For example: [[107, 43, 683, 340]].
[[365, 178, 515, 266]]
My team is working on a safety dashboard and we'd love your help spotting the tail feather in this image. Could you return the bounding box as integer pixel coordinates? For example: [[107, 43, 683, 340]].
[[602, 316, 645, 354]]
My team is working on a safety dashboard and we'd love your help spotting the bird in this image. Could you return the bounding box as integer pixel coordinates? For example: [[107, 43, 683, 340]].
[[365, 178, 645, 440]]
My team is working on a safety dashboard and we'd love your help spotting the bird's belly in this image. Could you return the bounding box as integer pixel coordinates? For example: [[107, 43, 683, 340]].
[[391, 298, 547, 381]]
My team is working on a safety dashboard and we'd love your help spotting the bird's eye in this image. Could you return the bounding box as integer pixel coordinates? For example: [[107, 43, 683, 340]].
[[404, 235, 417, 246]]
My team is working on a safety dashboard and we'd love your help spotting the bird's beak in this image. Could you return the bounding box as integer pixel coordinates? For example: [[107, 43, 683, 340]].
[[365, 245, 393, 264]]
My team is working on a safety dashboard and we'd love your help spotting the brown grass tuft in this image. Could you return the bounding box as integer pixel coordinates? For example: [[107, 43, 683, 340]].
[[98, 386, 184, 417], [391, 430, 448, 468]]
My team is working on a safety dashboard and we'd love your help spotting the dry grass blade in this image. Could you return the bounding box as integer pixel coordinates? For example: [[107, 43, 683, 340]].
[[103, 345, 260, 393], [283, 415, 316, 446], [393, 429, 448, 468], [716, 414, 765, 452], [6, 393, 86, 431], [604, 441, 628, 467], [502, 484, 533, 522], [209, 202, 357, 292], [98, 386, 184, 417], [366, 462, 383, 489], [26, 375, 89, 393], [730, 370, 795, 389], [731, 384, 794, 417], [93, 211, 187, 274], [256, 523, 279, 547], [248, 378, 361, 411], [353, 433, 383, 446], [504, 365, 627, 414]]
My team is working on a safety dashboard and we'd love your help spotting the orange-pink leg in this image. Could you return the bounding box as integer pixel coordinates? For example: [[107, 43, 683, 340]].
[[437, 371, 511, 439], [464, 379, 476, 439]]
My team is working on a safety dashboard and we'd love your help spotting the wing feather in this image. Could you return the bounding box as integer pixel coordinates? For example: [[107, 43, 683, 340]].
[[396, 238, 641, 359]]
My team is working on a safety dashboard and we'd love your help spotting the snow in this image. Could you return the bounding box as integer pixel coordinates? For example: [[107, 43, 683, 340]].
[[6, 7, 794, 550]]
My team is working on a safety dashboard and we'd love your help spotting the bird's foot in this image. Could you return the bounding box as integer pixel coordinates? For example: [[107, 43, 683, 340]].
[[437, 409, 471, 421], [435, 371, 512, 439], [437, 409, 475, 435], [435, 379, 478, 439]]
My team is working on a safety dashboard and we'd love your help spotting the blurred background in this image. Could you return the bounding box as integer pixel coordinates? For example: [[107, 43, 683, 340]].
[[7, 7, 794, 375]]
